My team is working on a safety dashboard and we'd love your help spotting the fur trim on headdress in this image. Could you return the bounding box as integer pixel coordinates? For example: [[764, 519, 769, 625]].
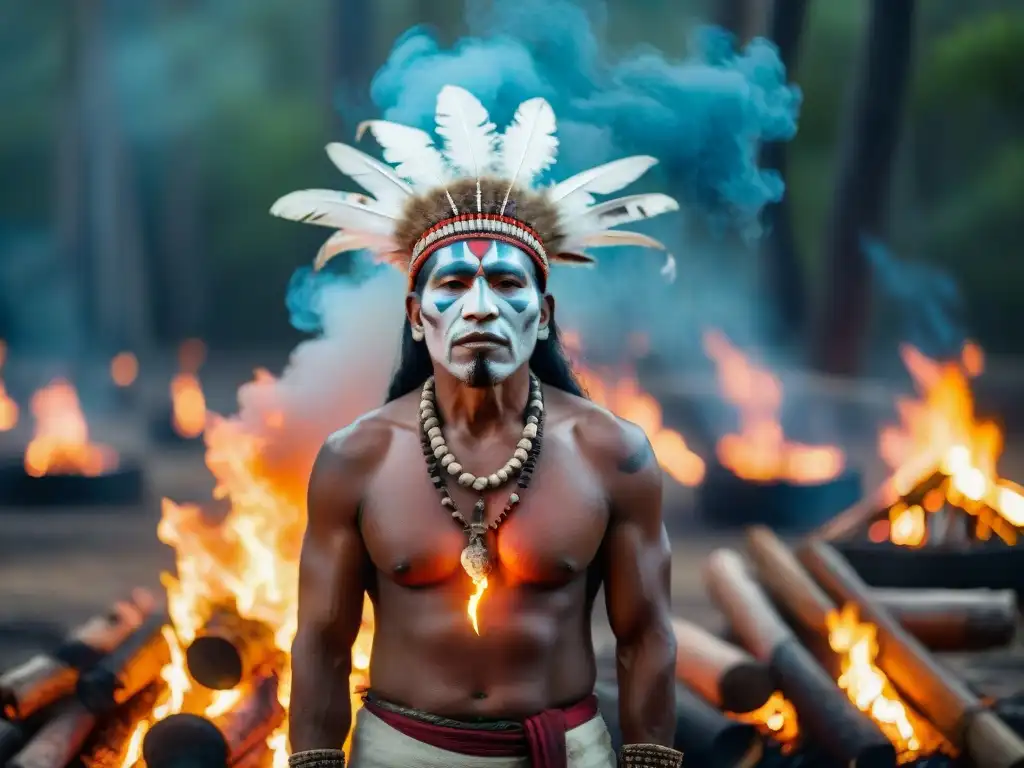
[[270, 85, 679, 287]]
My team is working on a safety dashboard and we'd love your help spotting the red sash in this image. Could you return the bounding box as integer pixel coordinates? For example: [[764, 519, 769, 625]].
[[362, 694, 599, 768]]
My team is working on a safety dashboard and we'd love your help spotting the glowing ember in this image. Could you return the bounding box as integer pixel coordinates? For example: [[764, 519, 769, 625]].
[[563, 331, 705, 486], [879, 343, 1024, 544], [24, 380, 117, 477], [170, 340, 208, 438], [826, 603, 950, 762], [729, 691, 799, 749], [468, 577, 488, 635], [703, 330, 845, 484], [170, 373, 207, 438], [888, 503, 926, 547], [0, 341, 17, 431], [111, 352, 139, 388]]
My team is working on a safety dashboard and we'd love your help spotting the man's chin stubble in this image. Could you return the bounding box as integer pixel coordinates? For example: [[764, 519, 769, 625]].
[[467, 352, 494, 388]]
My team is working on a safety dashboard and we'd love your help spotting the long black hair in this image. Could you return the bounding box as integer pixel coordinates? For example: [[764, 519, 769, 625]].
[[385, 314, 588, 402]]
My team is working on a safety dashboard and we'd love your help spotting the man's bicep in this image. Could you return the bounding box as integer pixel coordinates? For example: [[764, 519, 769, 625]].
[[602, 427, 671, 643], [296, 443, 371, 646]]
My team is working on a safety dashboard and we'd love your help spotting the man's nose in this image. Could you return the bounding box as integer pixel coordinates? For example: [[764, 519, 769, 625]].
[[462, 277, 499, 321]]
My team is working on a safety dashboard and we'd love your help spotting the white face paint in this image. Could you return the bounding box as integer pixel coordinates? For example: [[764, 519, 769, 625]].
[[416, 239, 546, 387]]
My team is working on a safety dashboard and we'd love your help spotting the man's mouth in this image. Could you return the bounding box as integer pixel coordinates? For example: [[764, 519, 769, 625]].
[[453, 331, 509, 348]]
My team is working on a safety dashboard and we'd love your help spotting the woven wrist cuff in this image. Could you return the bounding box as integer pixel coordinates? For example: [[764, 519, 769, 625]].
[[620, 743, 684, 767], [288, 749, 346, 768]]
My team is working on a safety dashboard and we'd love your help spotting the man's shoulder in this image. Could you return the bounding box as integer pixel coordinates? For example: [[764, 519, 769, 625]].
[[320, 394, 418, 470], [548, 387, 653, 474]]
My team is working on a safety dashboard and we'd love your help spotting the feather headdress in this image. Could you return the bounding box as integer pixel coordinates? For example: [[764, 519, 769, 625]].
[[271, 85, 678, 287]]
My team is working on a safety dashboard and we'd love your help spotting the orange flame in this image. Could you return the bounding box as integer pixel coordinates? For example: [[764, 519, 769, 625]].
[[170, 340, 208, 439], [0, 341, 17, 431], [827, 604, 948, 761], [703, 330, 844, 484], [116, 366, 375, 767], [562, 331, 705, 486], [111, 352, 139, 388], [24, 380, 117, 477], [879, 343, 1023, 544], [468, 577, 488, 636]]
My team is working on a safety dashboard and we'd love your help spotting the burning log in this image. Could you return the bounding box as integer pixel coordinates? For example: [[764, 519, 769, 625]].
[[595, 680, 762, 768], [671, 617, 775, 714], [704, 549, 896, 768], [7, 700, 97, 768], [746, 526, 1016, 653], [798, 539, 1024, 768], [76, 611, 170, 716], [186, 609, 276, 691], [141, 671, 284, 768], [812, 450, 946, 542], [0, 597, 150, 721], [874, 588, 1016, 652]]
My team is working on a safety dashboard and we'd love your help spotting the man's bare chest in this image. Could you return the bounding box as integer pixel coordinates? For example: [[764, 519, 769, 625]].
[[359, 431, 608, 589]]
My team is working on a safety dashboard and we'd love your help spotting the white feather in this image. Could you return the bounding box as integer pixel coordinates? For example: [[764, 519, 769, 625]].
[[356, 120, 451, 191], [434, 86, 498, 178], [548, 156, 658, 214], [566, 229, 668, 251], [660, 253, 677, 283], [270, 190, 397, 234], [325, 143, 413, 213], [498, 97, 558, 211], [564, 193, 679, 238], [314, 230, 400, 270]]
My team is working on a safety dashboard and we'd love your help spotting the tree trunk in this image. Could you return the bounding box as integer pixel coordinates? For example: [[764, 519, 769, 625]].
[[811, 0, 916, 375], [158, 0, 207, 342], [76, 0, 151, 354], [713, 0, 767, 44], [326, 0, 374, 138], [758, 0, 810, 347]]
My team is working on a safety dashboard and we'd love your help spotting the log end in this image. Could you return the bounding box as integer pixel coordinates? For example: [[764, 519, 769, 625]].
[[719, 662, 776, 715], [187, 635, 244, 690], [142, 713, 228, 768], [965, 710, 1024, 768]]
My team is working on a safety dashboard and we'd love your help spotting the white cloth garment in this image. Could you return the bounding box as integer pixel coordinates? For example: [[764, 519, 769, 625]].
[[347, 705, 617, 768]]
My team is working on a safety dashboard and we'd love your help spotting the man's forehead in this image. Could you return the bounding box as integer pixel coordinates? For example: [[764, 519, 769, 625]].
[[428, 240, 533, 272]]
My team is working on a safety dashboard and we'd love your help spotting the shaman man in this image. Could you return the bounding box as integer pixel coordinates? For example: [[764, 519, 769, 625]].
[[275, 86, 683, 768]]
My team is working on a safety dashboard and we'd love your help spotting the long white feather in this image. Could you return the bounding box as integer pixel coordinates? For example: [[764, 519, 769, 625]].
[[548, 156, 659, 214], [356, 120, 451, 192], [434, 86, 498, 179], [325, 143, 413, 213], [564, 193, 679, 238], [565, 229, 668, 251], [270, 190, 397, 234], [314, 230, 401, 270], [498, 97, 558, 213]]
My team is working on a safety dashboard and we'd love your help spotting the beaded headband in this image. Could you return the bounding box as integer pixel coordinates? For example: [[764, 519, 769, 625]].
[[270, 85, 679, 288]]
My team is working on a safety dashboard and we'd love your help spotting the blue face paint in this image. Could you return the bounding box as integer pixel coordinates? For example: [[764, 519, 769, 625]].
[[416, 239, 546, 385]]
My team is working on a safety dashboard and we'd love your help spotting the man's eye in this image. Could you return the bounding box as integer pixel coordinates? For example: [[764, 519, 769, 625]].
[[495, 279, 522, 289], [437, 280, 465, 289]]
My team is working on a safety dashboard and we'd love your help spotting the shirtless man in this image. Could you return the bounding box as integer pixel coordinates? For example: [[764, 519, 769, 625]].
[[274, 86, 682, 768]]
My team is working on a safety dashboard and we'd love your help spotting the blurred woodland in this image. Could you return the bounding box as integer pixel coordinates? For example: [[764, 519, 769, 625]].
[[0, 0, 1022, 369]]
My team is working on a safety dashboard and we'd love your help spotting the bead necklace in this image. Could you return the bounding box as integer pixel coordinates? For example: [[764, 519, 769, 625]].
[[418, 374, 545, 585]]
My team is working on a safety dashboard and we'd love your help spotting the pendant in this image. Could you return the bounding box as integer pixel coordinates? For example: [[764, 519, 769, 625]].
[[461, 537, 491, 584]]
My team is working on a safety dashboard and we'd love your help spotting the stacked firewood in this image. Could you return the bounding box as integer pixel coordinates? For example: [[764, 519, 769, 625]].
[[644, 526, 1024, 768], [0, 591, 169, 768]]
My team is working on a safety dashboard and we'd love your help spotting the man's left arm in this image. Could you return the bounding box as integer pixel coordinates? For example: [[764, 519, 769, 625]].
[[602, 421, 678, 749]]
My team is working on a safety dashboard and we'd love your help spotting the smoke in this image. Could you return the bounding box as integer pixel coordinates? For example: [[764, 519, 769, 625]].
[[367, 0, 800, 363], [239, 0, 803, 470], [863, 236, 968, 362]]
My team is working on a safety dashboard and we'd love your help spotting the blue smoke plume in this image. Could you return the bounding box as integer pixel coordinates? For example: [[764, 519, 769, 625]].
[[291, 0, 800, 377]]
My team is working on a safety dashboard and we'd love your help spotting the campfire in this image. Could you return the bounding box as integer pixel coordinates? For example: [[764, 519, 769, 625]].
[[24, 379, 117, 479], [0, 341, 18, 431], [170, 339, 208, 440], [697, 331, 860, 530], [562, 330, 705, 487], [870, 343, 1024, 547]]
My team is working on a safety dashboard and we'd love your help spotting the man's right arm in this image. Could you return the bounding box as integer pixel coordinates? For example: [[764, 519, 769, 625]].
[[288, 420, 387, 755]]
